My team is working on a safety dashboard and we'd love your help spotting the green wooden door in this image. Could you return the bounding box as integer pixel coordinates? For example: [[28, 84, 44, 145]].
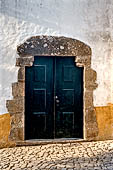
[[25, 56, 54, 139], [55, 57, 83, 138], [25, 56, 83, 139]]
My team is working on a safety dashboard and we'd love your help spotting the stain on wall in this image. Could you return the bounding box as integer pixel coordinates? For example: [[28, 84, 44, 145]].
[[95, 104, 113, 140], [0, 108, 113, 148], [0, 113, 15, 148]]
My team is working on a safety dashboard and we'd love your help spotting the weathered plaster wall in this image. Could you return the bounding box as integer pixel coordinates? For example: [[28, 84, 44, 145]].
[[0, 113, 15, 148], [0, 0, 113, 114], [95, 104, 113, 140], [0, 0, 113, 141]]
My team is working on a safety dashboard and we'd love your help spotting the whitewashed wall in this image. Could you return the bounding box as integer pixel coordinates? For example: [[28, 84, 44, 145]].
[[0, 0, 113, 114]]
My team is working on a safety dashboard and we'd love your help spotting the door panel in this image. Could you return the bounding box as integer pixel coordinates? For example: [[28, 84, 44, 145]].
[[55, 57, 83, 138], [25, 56, 83, 139], [25, 56, 54, 139]]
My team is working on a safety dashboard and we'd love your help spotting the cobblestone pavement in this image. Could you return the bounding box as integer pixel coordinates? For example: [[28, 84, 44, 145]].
[[0, 140, 113, 170]]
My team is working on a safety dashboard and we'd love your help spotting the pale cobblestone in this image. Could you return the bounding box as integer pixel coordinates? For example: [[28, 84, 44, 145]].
[[0, 140, 113, 169]]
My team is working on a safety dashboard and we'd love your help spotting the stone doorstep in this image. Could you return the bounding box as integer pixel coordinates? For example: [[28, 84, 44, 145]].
[[16, 138, 113, 147], [16, 138, 105, 147], [16, 138, 85, 146]]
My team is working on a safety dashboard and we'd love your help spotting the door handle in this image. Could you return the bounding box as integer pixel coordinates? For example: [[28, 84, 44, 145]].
[[55, 96, 60, 105], [56, 99, 59, 103]]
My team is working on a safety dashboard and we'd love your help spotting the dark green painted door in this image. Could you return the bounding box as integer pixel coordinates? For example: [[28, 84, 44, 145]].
[[25, 56, 54, 139], [25, 56, 83, 139], [55, 57, 83, 138]]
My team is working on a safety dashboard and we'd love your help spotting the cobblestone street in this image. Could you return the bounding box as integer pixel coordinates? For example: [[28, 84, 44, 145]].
[[0, 140, 113, 170]]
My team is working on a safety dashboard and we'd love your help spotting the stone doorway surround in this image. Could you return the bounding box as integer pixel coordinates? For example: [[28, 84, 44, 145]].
[[6, 36, 98, 143]]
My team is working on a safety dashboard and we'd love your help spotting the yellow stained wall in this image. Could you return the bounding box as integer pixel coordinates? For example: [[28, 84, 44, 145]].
[[95, 104, 113, 140], [0, 113, 14, 148], [0, 107, 113, 148]]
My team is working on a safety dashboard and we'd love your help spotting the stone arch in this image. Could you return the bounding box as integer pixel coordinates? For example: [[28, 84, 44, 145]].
[[6, 35, 98, 143]]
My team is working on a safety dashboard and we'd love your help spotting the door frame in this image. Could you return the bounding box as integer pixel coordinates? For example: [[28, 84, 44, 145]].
[[6, 36, 98, 142]]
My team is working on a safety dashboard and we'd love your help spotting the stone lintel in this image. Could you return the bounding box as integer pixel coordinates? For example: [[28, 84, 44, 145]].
[[17, 36, 91, 57]]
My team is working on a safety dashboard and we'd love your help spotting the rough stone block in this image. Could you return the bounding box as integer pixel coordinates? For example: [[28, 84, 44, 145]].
[[9, 127, 24, 141], [75, 55, 91, 67], [85, 81, 98, 90], [6, 98, 24, 114], [16, 56, 34, 67], [85, 91, 93, 108], [11, 113, 24, 129], [85, 108, 97, 122], [85, 68, 97, 82], [12, 82, 25, 98], [85, 121, 98, 139], [18, 67, 25, 82]]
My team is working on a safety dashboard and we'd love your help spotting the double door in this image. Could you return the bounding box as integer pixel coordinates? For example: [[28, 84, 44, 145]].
[[25, 56, 83, 139]]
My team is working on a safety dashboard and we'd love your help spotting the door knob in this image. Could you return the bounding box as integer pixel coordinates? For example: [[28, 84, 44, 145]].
[[56, 99, 59, 103]]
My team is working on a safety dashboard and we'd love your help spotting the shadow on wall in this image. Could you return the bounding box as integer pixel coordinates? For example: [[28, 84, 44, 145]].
[[0, 0, 110, 35], [0, 0, 62, 30]]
